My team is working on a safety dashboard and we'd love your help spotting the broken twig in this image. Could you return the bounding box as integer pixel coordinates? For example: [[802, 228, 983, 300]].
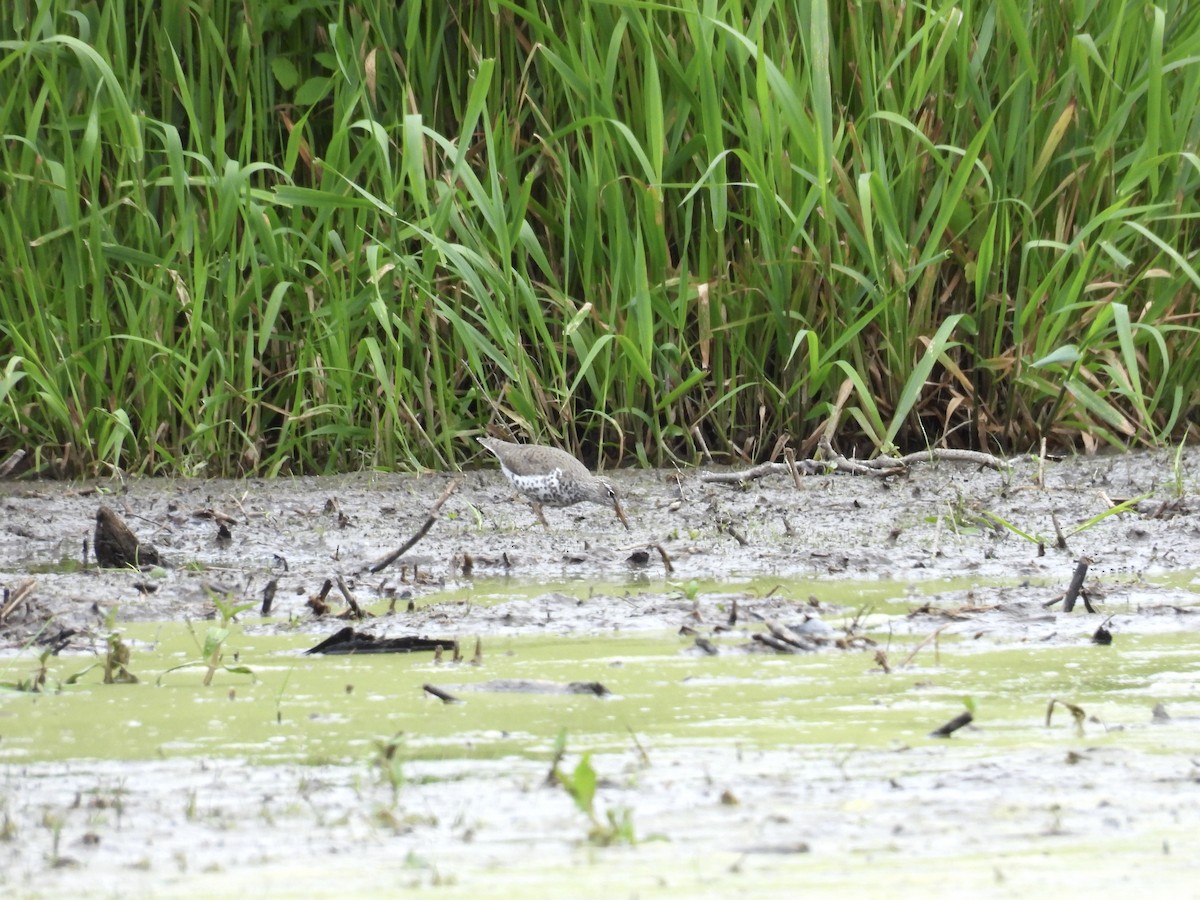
[[0, 578, 36, 622], [369, 479, 460, 573]]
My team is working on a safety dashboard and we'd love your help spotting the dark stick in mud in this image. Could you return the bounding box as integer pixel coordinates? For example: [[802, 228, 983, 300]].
[[653, 543, 674, 574], [336, 575, 363, 619], [929, 710, 973, 738], [784, 447, 803, 489], [422, 683, 461, 704], [1045, 557, 1091, 612], [1063, 556, 1090, 612], [695, 636, 719, 655], [368, 479, 460, 573], [1051, 512, 1068, 550], [261, 578, 277, 616]]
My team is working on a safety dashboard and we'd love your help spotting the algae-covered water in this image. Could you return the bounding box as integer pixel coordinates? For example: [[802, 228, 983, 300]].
[[3, 621, 1197, 765]]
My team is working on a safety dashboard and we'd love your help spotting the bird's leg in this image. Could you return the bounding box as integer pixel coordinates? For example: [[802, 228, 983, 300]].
[[533, 501, 550, 527]]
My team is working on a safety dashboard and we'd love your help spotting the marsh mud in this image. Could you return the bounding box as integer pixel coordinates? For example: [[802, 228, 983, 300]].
[[1, 450, 1199, 644], [2, 451, 1199, 897]]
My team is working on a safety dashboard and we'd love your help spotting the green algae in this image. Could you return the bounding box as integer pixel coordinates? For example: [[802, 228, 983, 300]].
[[1, 614, 1195, 766]]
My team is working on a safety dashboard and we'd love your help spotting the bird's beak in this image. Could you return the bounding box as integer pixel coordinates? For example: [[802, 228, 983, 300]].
[[612, 497, 630, 531]]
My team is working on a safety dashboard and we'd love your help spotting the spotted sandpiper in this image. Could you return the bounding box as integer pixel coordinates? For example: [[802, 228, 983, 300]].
[[476, 436, 630, 530]]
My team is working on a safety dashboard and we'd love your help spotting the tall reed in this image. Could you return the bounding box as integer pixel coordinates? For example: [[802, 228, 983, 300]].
[[1, 0, 1197, 475]]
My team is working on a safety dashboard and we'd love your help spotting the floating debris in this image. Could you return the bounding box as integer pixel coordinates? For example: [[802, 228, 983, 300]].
[[304, 627, 457, 656]]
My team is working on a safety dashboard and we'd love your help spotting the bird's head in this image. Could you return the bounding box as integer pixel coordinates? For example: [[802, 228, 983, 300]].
[[590, 477, 630, 530]]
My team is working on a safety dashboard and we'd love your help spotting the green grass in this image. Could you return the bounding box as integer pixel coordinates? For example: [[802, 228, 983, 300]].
[[1, 0, 1198, 476]]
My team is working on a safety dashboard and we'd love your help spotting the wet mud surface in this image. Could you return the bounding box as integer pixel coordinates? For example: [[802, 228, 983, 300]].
[[2, 451, 1199, 896], [2, 449, 1199, 644], [4, 741, 1198, 898]]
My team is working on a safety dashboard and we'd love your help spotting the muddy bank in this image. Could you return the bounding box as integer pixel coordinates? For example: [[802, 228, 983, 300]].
[[1, 450, 1199, 645]]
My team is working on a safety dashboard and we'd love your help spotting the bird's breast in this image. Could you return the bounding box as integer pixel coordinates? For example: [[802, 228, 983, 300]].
[[504, 467, 573, 505]]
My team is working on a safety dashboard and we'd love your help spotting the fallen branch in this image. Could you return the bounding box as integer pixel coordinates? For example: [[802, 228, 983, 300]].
[[753, 632, 803, 653], [698, 436, 1008, 485], [699, 458, 825, 485], [368, 479, 460, 573], [765, 619, 818, 651], [0, 449, 25, 478], [305, 627, 458, 656]]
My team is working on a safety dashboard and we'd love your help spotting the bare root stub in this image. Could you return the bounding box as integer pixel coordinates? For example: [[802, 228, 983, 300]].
[[93, 505, 161, 569]]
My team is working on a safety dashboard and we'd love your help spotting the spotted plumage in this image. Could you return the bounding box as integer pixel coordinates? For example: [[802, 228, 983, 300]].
[[476, 436, 629, 529]]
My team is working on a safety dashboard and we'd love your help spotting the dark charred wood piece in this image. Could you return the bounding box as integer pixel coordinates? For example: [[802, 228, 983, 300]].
[[304, 627, 459, 656]]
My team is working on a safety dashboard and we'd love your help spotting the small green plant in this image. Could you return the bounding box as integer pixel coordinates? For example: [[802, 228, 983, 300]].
[[1067, 495, 1151, 537], [0, 648, 54, 693], [157, 592, 255, 686], [550, 730, 636, 846], [1046, 697, 1087, 738], [371, 732, 406, 800], [43, 812, 65, 868], [274, 666, 296, 725], [978, 510, 1044, 545], [982, 493, 1149, 546], [936, 494, 989, 535], [157, 624, 255, 687], [66, 631, 138, 685]]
